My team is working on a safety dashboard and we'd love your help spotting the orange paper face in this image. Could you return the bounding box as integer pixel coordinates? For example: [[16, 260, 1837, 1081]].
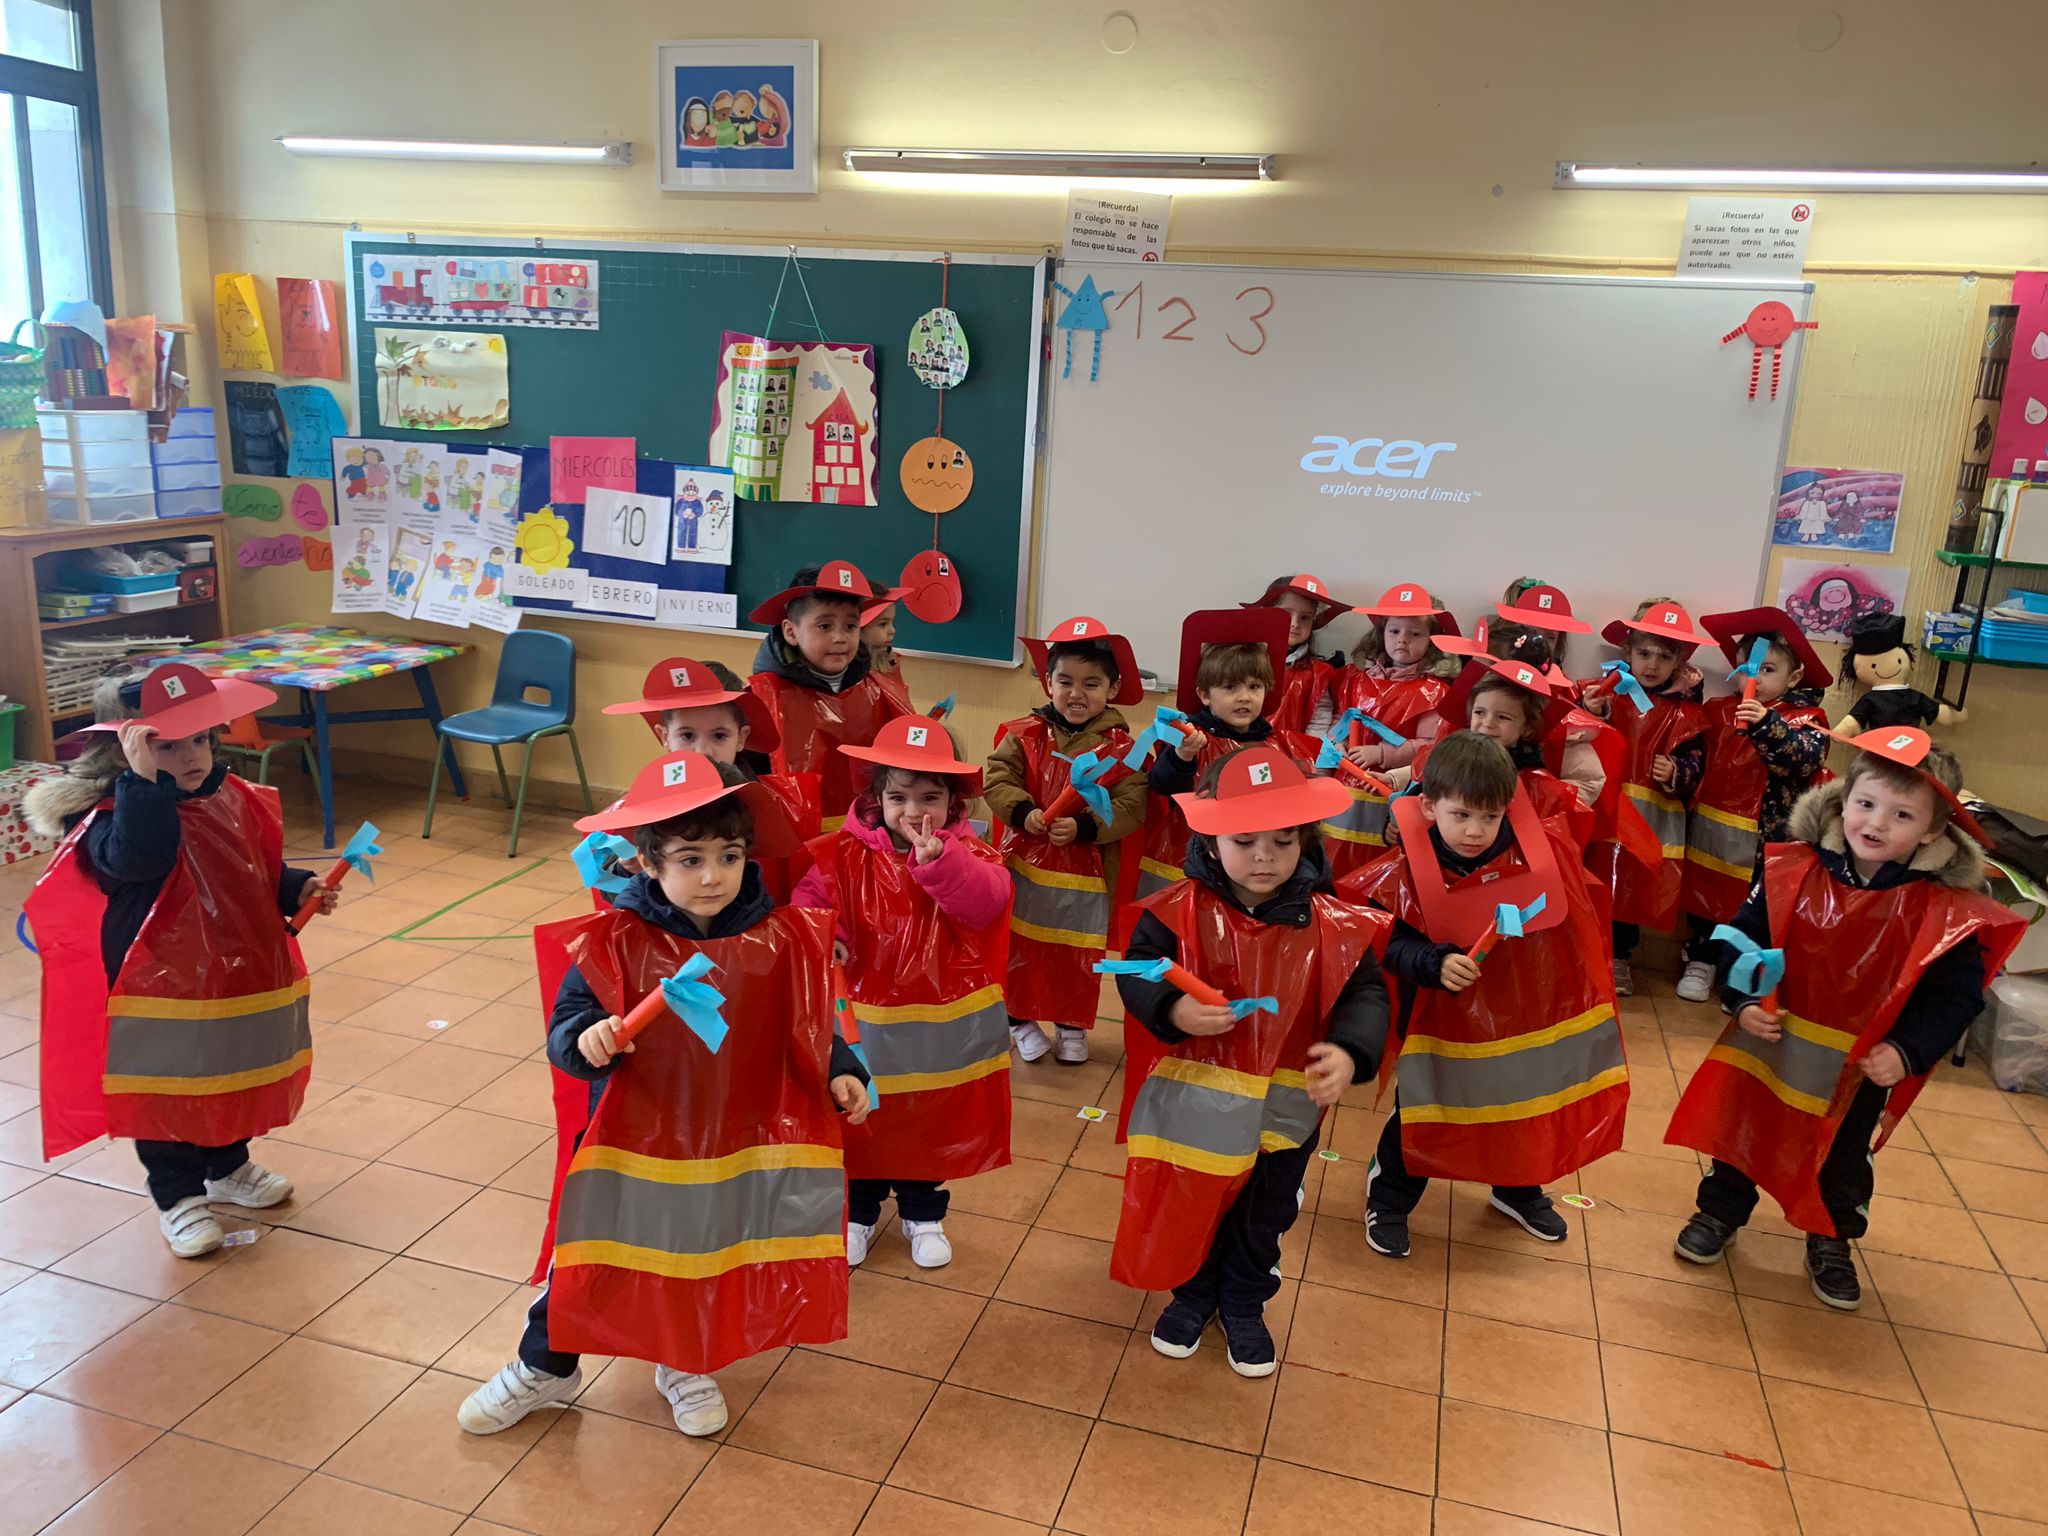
[[899, 436, 973, 514]]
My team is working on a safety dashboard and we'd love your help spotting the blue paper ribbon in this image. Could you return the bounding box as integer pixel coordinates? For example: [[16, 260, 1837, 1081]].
[[571, 831, 636, 895], [1094, 958, 1277, 1018], [1322, 708, 1407, 756], [927, 692, 956, 720], [1122, 705, 1197, 771], [1710, 924, 1785, 999], [1732, 636, 1770, 685], [338, 821, 382, 882], [1053, 748, 1117, 822], [1495, 891, 1548, 938], [659, 953, 730, 1052], [1600, 660, 1651, 713]]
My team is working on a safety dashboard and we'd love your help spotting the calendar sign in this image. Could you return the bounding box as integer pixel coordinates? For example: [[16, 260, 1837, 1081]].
[[583, 486, 671, 567]]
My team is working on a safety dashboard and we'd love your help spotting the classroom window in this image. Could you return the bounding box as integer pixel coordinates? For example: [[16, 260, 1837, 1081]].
[[0, 0, 110, 320]]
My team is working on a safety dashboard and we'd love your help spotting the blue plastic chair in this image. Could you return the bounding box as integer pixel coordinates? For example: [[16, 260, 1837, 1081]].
[[421, 630, 593, 857]]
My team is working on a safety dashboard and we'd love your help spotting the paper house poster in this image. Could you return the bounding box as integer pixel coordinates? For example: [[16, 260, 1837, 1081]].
[[709, 333, 879, 505]]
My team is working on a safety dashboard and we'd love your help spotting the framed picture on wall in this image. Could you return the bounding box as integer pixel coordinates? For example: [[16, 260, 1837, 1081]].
[[656, 38, 819, 194]]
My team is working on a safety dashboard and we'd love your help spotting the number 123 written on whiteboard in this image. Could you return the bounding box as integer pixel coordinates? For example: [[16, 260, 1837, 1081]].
[[1108, 283, 1275, 355]]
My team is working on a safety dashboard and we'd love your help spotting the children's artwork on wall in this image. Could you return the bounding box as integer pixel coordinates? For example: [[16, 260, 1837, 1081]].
[[224, 484, 283, 522], [549, 435, 636, 502], [332, 518, 389, 615], [470, 562, 522, 633], [908, 306, 969, 389], [290, 483, 329, 532], [330, 436, 394, 522], [1053, 274, 1113, 382], [214, 273, 275, 371], [416, 534, 488, 628], [278, 385, 347, 478], [709, 333, 878, 505], [223, 380, 290, 477], [900, 548, 963, 623], [278, 278, 344, 377], [384, 526, 430, 617], [900, 436, 973, 513], [1774, 467, 1903, 553], [1775, 558, 1909, 642], [303, 538, 334, 573], [656, 38, 817, 194], [361, 254, 600, 330], [237, 533, 305, 569], [385, 441, 451, 537], [483, 448, 523, 545], [373, 328, 510, 429], [670, 464, 736, 565], [513, 506, 576, 573]]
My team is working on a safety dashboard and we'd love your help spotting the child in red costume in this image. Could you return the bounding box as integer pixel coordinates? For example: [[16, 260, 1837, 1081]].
[[1668, 732, 2022, 1309], [1114, 747, 1389, 1376], [1674, 609, 1833, 1003], [1497, 579, 1596, 696], [984, 617, 1149, 1065], [860, 593, 915, 714], [791, 717, 1011, 1271], [1241, 572, 1350, 737], [1324, 583, 1461, 877], [1343, 732, 1626, 1261], [25, 665, 334, 1258], [747, 559, 913, 839], [1580, 598, 1711, 996], [465, 752, 870, 1440]]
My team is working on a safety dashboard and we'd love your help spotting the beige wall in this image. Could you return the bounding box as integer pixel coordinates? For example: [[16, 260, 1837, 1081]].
[[97, 0, 2048, 810]]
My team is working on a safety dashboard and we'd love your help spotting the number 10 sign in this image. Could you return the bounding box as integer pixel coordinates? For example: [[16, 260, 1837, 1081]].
[[583, 486, 671, 567]]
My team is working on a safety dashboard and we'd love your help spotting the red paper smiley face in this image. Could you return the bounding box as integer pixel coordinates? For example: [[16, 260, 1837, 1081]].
[[900, 549, 963, 623]]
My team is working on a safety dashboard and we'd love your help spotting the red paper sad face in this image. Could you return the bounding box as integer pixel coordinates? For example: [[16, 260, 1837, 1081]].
[[899, 436, 973, 514], [900, 549, 963, 623]]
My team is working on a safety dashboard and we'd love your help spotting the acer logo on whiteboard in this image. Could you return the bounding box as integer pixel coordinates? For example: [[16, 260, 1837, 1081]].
[[1299, 436, 1459, 480]]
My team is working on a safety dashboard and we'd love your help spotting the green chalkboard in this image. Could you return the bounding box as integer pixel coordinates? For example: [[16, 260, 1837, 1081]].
[[344, 233, 1045, 664]]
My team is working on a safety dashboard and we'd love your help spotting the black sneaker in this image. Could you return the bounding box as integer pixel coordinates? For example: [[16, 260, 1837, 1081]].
[[1219, 1311, 1277, 1378], [1674, 1210, 1738, 1265], [1364, 1207, 1410, 1259], [1806, 1235, 1862, 1310], [1489, 1190, 1569, 1243], [1149, 1297, 1211, 1359]]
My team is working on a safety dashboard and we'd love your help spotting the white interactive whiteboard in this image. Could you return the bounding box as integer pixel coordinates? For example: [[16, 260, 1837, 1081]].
[[1038, 263, 1811, 685]]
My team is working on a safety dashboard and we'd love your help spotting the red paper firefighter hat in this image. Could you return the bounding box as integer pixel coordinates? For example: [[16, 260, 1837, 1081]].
[[84, 662, 278, 741], [1355, 581, 1461, 636], [859, 586, 913, 627], [1021, 615, 1145, 706], [1601, 599, 1711, 650], [1242, 572, 1349, 631], [1434, 618, 1494, 659], [1175, 607, 1291, 716], [839, 714, 984, 796], [1174, 745, 1352, 835], [749, 559, 878, 627], [601, 658, 780, 752], [1699, 607, 1835, 690], [1842, 726, 1993, 849], [1442, 656, 1572, 741], [1498, 582, 1594, 635], [575, 749, 801, 856]]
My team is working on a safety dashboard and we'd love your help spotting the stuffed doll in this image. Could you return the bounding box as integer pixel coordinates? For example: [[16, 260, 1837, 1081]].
[[1830, 613, 1964, 739]]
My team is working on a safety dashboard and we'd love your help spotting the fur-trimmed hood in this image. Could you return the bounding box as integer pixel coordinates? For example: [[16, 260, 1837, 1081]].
[[24, 771, 112, 839], [1787, 779, 1989, 891]]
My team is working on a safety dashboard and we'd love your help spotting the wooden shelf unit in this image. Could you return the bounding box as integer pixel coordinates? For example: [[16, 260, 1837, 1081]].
[[0, 514, 232, 763]]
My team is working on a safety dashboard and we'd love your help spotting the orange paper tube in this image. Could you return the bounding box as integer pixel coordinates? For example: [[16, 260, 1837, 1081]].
[[1740, 675, 1759, 704], [287, 860, 351, 934], [1347, 718, 1366, 748], [1331, 757, 1394, 795], [1466, 921, 1501, 965], [614, 985, 674, 1047], [1041, 761, 1136, 828], [1162, 962, 1231, 1009]]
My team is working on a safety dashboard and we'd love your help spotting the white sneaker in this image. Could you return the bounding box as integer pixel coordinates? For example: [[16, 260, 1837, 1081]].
[[457, 1360, 582, 1435], [204, 1161, 293, 1209], [1675, 960, 1716, 1003], [903, 1219, 952, 1269], [654, 1365, 728, 1436], [1010, 1021, 1052, 1062], [1054, 1026, 1090, 1064], [159, 1194, 224, 1258], [846, 1220, 877, 1267], [1613, 958, 1634, 996]]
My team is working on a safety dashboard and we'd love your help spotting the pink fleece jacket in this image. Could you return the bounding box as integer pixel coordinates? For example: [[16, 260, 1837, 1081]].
[[790, 811, 1010, 945]]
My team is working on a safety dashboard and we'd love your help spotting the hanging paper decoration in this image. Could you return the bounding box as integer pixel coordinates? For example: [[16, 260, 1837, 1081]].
[[899, 548, 963, 624], [214, 273, 275, 371], [708, 334, 878, 505], [1053, 274, 1114, 382], [908, 306, 969, 389], [899, 436, 973, 514], [1720, 301, 1818, 401]]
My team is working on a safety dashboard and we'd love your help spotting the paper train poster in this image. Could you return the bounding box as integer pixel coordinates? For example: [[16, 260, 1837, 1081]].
[[362, 254, 600, 330]]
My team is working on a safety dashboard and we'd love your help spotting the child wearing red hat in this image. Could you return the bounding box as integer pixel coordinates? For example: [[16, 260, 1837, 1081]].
[[1113, 746, 1389, 1376], [465, 751, 871, 1439], [1342, 732, 1626, 1261], [1242, 572, 1350, 737], [25, 665, 335, 1258], [1674, 609, 1834, 1003], [1580, 597, 1711, 995], [1667, 731, 2022, 1309], [748, 560, 915, 839], [790, 718, 1012, 1270], [985, 617, 1150, 1065], [1497, 579, 1595, 696], [859, 593, 915, 714]]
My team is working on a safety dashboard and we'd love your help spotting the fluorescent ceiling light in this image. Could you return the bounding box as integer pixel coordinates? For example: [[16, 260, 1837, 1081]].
[[1556, 161, 2048, 192], [279, 135, 632, 165], [845, 148, 1273, 181]]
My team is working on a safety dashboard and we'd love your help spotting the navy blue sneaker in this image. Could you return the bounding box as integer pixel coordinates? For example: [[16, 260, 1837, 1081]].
[[1219, 1311, 1277, 1379], [1490, 1190, 1569, 1243], [1149, 1298, 1210, 1359]]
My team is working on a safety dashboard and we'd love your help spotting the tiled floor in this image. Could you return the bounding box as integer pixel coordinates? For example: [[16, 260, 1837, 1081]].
[[2, 773, 2048, 1533]]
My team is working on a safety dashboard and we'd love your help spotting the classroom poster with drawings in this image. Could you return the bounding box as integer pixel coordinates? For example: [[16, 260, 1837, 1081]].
[[332, 519, 389, 615], [671, 465, 736, 565], [388, 442, 448, 536], [361, 253, 600, 329], [483, 448, 522, 546], [440, 450, 494, 538], [374, 328, 511, 430], [330, 436, 396, 522], [415, 534, 489, 628], [470, 540, 521, 632], [708, 334, 879, 506], [384, 527, 429, 617]]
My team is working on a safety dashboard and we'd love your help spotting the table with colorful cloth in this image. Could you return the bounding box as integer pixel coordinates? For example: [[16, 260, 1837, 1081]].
[[142, 626, 472, 848]]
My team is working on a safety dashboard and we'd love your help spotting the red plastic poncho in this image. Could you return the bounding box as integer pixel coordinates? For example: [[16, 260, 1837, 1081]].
[[1323, 669, 1448, 879], [1582, 689, 1707, 929], [29, 776, 310, 1159], [1271, 653, 1339, 737], [1665, 842, 2024, 1235], [1680, 695, 1831, 924], [749, 670, 911, 838]]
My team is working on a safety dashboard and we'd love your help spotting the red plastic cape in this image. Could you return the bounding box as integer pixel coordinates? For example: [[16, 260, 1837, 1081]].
[[1324, 670, 1448, 880], [1680, 695, 1831, 924], [536, 902, 846, 1373], [749, 669, 911, 837], [1581, 689, 1707, 929], [803, 827, 1013, 1183], [1664, 842, 2024, 1235], [1271, 654, 1339, 736], [1342, 792, 1626, 1187], [1110, 876, 1387, 1290], [30, 777, 309, 1159]]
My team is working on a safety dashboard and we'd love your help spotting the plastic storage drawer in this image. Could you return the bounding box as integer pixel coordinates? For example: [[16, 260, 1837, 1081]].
[[153, 459, 222, 491], [167, 406, 215, 439], [155, 486, 223, 519], [43, 461, 155, 498], [150, 436, 219, 466], [37, 407, 147, 445], [1977, 616, 2048, 664], [72, 570, 180, 595], [41, 435, 151, 470], [45, 490, 156, 524]]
